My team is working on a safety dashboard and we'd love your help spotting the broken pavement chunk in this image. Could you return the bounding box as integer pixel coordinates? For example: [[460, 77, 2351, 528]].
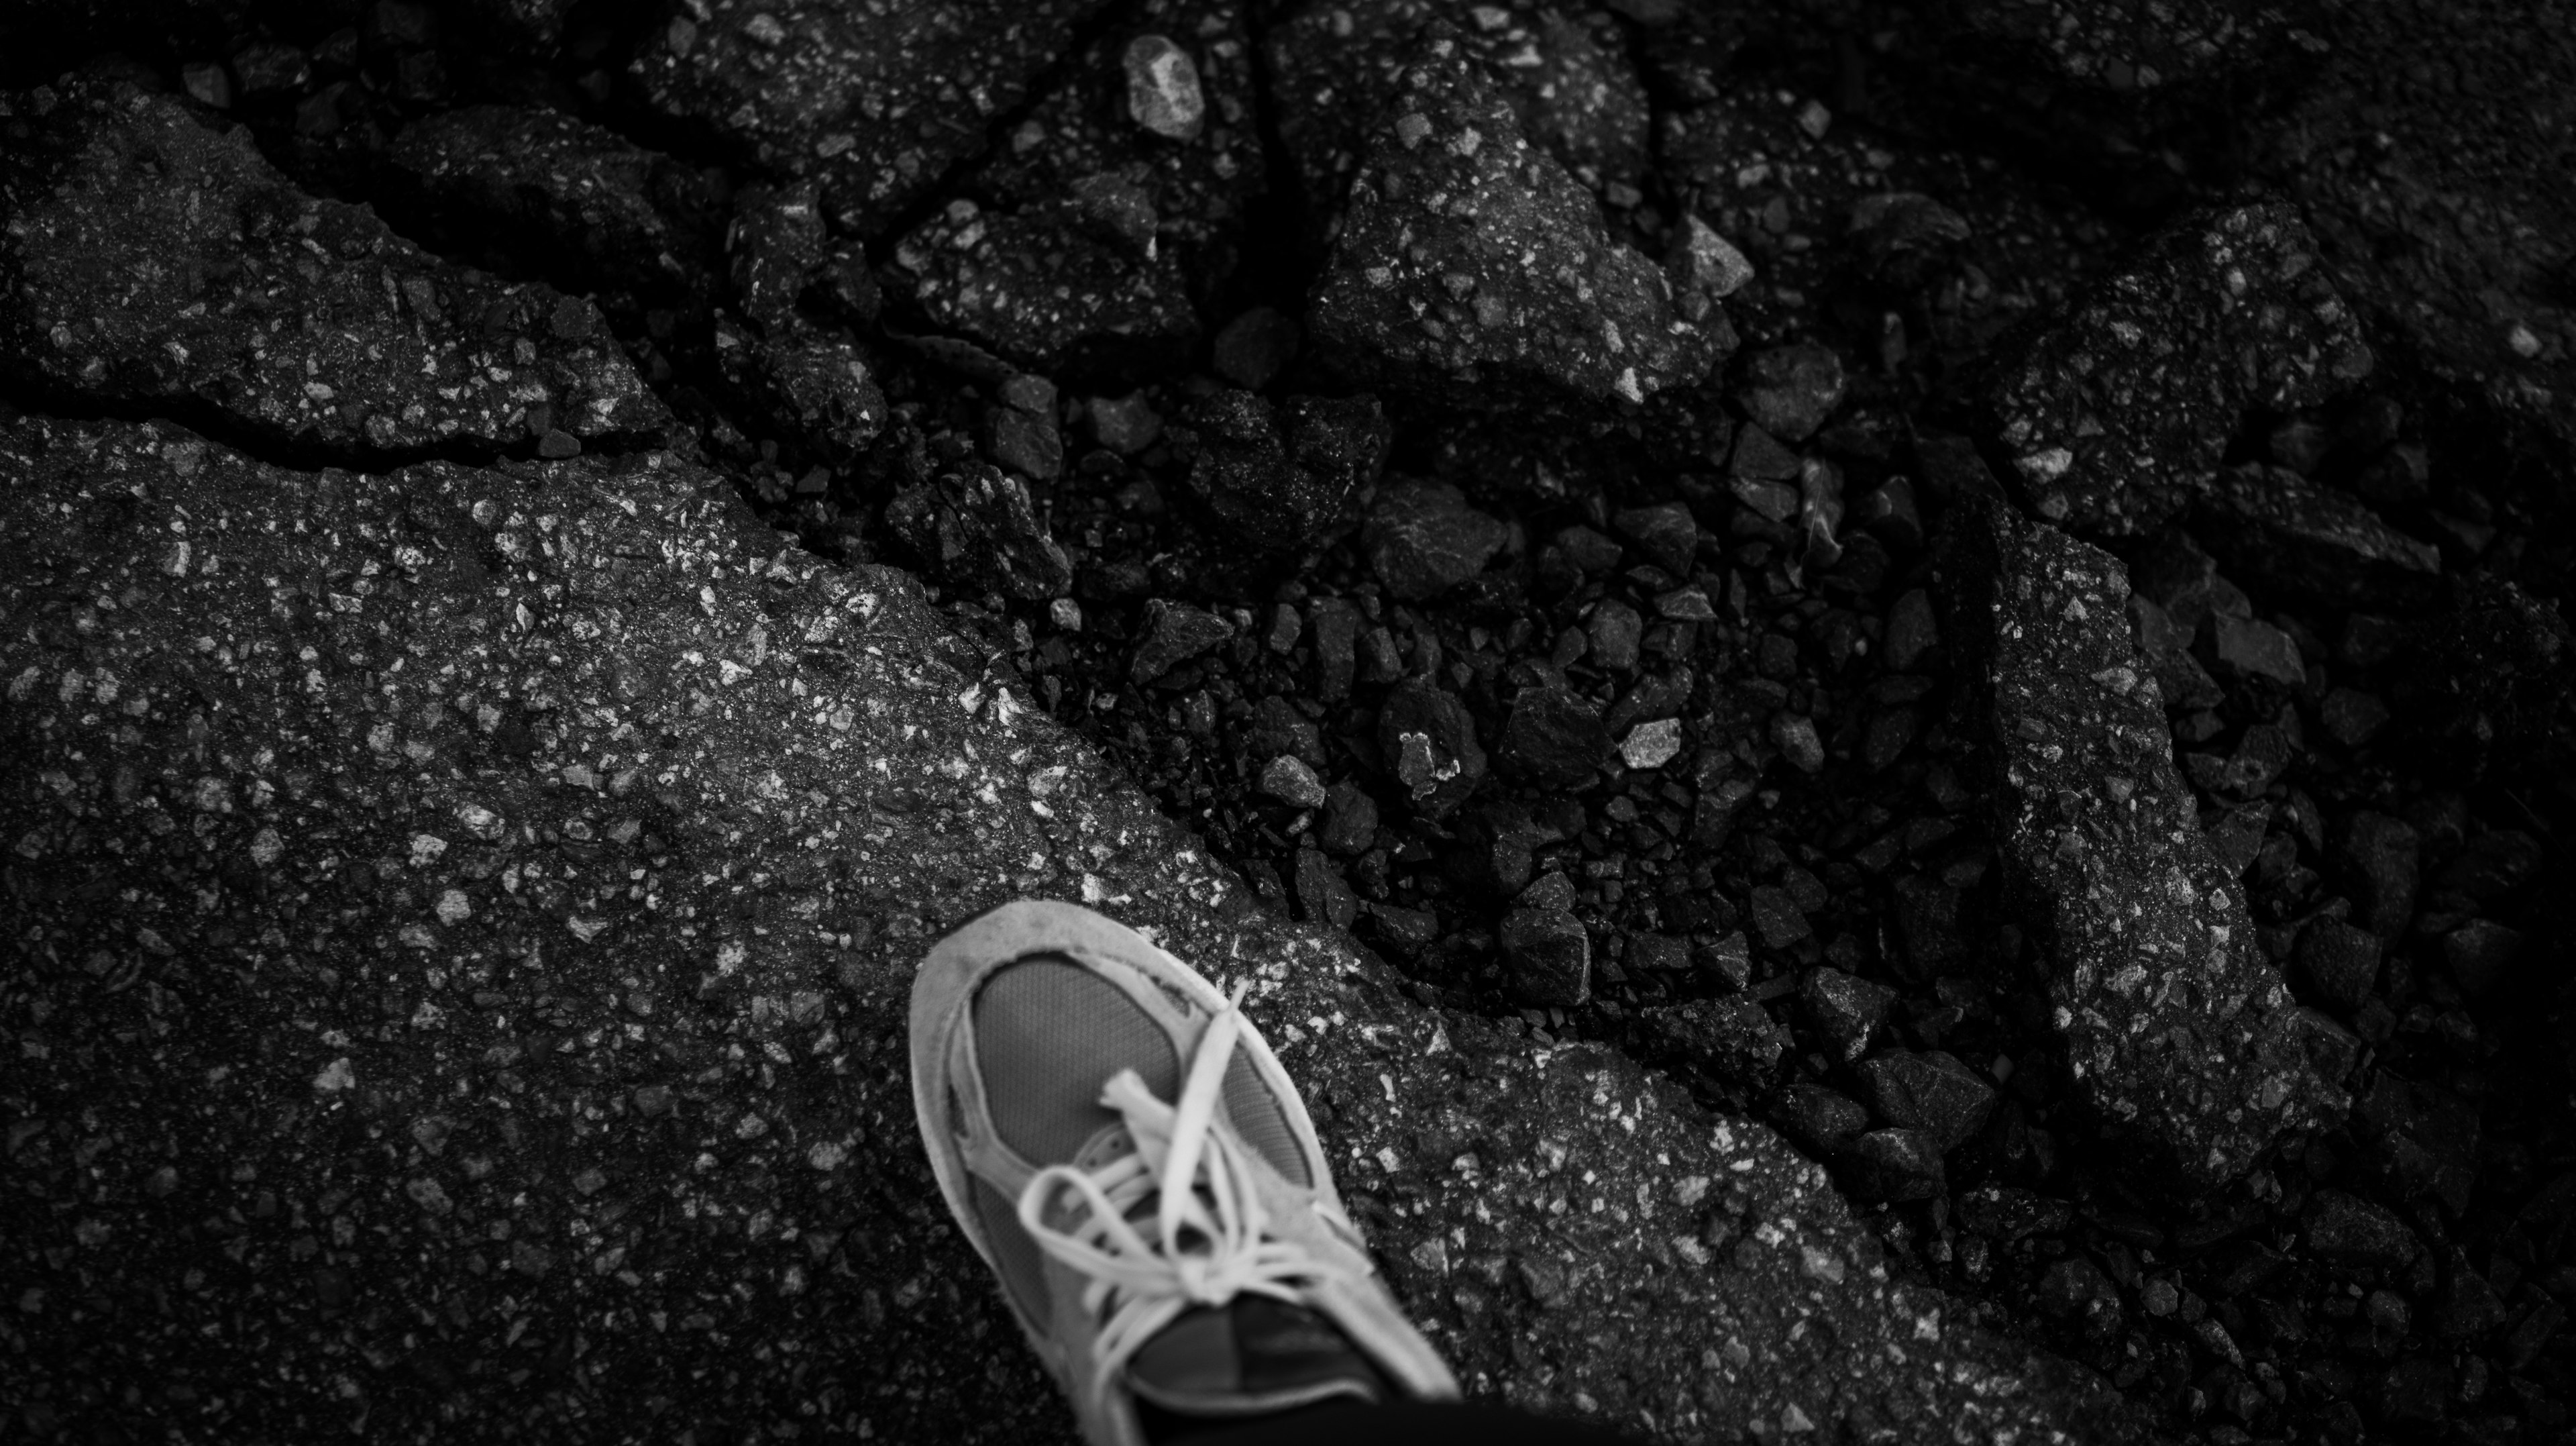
[[897, 200, 1201, 383], [905, 0, 1258, 380], [1974, 201, 2373, 535], [384, 104, 724, 306], [1265, 0, 1652, 242], [0, 76, 670, 458], [2194, 463, 2441, 611], [1943, 480, 2340, 1192], [1636, 995, 1783, 1086], [963, 0, 1262, 262], [1307, 33, 1731, 418], [629, 0, 1118, 234]]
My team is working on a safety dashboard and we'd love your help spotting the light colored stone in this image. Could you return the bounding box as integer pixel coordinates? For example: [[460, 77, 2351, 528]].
[[1124, 36, 1205, 141], [1619, 717, 1684, 770]]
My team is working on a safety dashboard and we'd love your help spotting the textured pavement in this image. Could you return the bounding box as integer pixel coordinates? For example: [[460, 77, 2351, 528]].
[[0, 413, 2146, 1443]]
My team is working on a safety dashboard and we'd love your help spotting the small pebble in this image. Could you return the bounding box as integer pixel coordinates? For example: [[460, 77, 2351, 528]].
[[181, 62, 233, 109], [1089, 393, 1163, 454], [1770, 711, 1825, 774], [1735, 344, 1847, 443], [1212, 307, 1300, 391], [1619, 718, 1683, 770], [998, 373, 1057, 415], [2318, 686, 2389, 748], [1587, 601, 1643, 671], [229, 40, 310, 95], [1883, 589, 1939, 672], [1124, 36, 1204, 142], [2213, 614, 2304, 686], [1669, 214, 1754, 302], [1655, 586, 1717, 622], [1260, 755, 1328, 810], [1266, 603, 1303, 654]]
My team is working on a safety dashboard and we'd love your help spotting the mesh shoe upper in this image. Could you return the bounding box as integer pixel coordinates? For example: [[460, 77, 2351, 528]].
[[969, 953, 1324, 1325], [909, 901, 1459, 1446]]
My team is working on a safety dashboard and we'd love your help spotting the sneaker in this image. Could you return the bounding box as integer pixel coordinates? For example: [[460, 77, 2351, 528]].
[[910, 900, 1460, 1444]]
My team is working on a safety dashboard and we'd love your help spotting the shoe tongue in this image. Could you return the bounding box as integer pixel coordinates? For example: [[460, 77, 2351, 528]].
[[1126, 1295, 1394, 1417]]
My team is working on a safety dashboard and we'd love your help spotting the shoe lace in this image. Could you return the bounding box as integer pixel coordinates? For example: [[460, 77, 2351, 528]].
[[1016, 982, 1353, 1399]]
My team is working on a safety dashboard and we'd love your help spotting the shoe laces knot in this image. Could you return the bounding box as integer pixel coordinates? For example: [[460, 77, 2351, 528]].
[[1016, 982, 1348, 1396]]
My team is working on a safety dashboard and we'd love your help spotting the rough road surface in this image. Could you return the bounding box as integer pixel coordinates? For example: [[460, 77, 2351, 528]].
[[0, 415, 2142, 1442], [0, 79, 669, 460], [1, 0, 2570, 1442]]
